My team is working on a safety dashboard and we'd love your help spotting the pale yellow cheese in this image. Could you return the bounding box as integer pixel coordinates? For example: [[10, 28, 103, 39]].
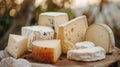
[[57, 16, 88, 54], [7, 34, 28, 58], [32, 40, 61, 63], [38, 12, 69, 34], [85, 23, 115, 54]]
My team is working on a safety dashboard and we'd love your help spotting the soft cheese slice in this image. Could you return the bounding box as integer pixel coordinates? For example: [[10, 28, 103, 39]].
[[7, 34, 28, 58], [67, 46, 106, 61], [32, 40, 61, 63], [38, 12, 69, 34], [75, 41, 95, 49], [85, 23, 115, 54], [21, 26, 54, 50], [57, 16, 88, 54]]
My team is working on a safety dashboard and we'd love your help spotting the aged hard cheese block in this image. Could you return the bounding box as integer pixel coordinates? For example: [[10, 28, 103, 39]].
[[85, 23, 115, 54], [21, 26, 54, 49], [75, 41, 95, 49], [38, 12, 68, 34], [67, 46, 106, 61], [57, 16, 88, 54], [7, 34, 28, 58], [32, 40, 61, 63]]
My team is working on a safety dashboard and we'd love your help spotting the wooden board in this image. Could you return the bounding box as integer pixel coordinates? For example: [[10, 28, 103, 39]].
[[22, 48, 120, 67]]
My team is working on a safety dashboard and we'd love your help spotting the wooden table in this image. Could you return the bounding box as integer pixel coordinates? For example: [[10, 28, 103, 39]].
[[22, 48, 120, 67]]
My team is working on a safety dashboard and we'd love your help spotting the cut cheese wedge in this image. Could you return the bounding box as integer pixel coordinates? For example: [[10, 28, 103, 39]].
[[21, 26, 54, 50], [38, 12, 68, 34], [75, 41, 95, 49], [67, 46, 106, 61], [57, 16, 88, 54], [7, 34, 28, 58], [85, 23, 115, 54], [32, 40, 61, 63]]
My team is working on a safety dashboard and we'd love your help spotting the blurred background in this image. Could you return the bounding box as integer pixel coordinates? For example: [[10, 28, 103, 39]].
[[0, 0, 120, 50]]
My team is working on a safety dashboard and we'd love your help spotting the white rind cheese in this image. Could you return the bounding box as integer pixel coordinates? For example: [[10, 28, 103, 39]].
[[7, 34, 28, 58], [38, 12, 69, 34], [67, 46, 106, 61], [13, 59, 31, 67], [0, 57, 31, 67], [75, 41, 95, 49], [85, 23, 115, 54], [40, 12, 68, 16], [58, 16, 88, 54], [98, 23, 115, 53], [21, 26, 54, 49]]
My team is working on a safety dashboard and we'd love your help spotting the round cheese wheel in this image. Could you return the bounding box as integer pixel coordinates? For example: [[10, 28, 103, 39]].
[[85, 23, 115, 54]]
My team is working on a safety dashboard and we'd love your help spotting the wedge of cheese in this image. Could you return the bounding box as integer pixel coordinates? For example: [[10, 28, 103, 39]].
[[57, 16, 88, 54], [85, 23, 115, 54], [75, 41, 95, 49], [21, 26, 54, 50], [32, 40, 61, 63], [38, 12, 68, 34], [7, 34, 28, 58], [67, 46, 106, 61]]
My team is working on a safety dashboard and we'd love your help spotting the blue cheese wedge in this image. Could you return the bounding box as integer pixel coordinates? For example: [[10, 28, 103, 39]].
[[38, 12, 68, 34], [21, 26, 54, 50]]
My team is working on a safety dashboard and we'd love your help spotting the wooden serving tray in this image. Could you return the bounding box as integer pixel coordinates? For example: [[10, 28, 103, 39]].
[[22, 48, 120, 67]]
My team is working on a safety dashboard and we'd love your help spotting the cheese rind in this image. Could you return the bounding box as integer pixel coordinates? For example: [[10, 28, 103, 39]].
[[7, 34, 28, 58], [13, 59, 31, 67], [38, 12, 69, 33], [98, 23, 115, 53], [75, 41, 95, 49], [67, 46, 106, 61], [58, 16, 88, 54], [85, 23, 115, 54], [0, 50, 6, 60], [32, 40, 61, 63], [0, 57, 31, 67], [21, 26, 54, 49]]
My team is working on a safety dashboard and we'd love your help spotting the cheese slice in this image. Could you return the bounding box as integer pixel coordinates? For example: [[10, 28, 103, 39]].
[[75, 41, 95, 49], [57, 16, 88, 54], [85, 23, 115, 54], [32, 40, 61, 63], [7, 34, 28, 58], [21, 26, 54, 50], [67, 46, 106, 61], [38, 12, 69, 34]]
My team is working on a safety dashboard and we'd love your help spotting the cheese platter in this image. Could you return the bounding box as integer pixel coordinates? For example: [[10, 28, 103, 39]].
[[0, 12, 119, 67]]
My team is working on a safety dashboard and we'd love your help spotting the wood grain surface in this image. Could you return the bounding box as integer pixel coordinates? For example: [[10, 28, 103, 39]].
[[22, 48, 120, 67]]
